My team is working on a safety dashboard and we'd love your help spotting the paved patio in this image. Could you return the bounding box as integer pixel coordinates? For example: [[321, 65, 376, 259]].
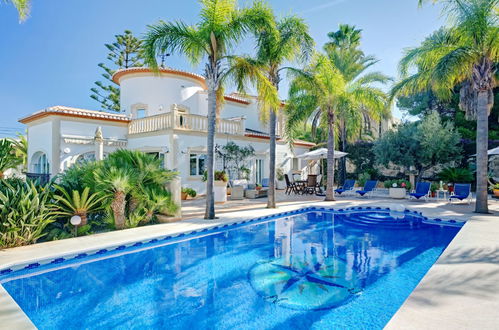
[[0, 192, 498, 329]]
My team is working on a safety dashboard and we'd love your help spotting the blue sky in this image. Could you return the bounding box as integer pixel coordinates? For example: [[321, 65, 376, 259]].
[[0, 0, 445, 137]]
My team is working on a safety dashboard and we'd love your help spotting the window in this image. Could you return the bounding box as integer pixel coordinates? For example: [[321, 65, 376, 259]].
[[32, 152, 50, 174], [147, 152, 165, 169], [190, 154, 206, 176], [292, 158, 300, 171], [136, 109, 146, 119]]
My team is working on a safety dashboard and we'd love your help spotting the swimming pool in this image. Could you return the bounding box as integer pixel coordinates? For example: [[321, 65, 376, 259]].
[[0, 207, 462, 329]]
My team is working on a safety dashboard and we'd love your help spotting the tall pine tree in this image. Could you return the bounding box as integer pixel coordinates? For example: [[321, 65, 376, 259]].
[[91, 30, 143, 112]]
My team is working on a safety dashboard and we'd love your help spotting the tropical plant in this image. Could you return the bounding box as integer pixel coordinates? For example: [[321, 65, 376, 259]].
[[4, 0, 30, 21], [143, 0, 273, 219], [438, 167, 474, 184], [12, 134, 27, 171], [228, 13, 313, 208], [324, 24, 392, 183], [94, 166, 134, 230], [374, 112, 463, 181], [392, 0, 499, 212], [286, 52, 388, 200], [181, 187, 197, 197], [0, 179, 55, 248], [357, 172, 371, 187], [0, 138, 22, 178], [217, 142, 255, 180], [51, 185, 105, 226], [91, 30, 144, 112], [135, 185, 178, 224]]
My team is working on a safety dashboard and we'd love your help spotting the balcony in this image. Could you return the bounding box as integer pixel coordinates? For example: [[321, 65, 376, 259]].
[[128, 111, 245, 136]]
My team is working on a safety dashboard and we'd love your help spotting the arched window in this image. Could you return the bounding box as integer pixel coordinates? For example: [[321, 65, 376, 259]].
[[31, 152, 50, 174]]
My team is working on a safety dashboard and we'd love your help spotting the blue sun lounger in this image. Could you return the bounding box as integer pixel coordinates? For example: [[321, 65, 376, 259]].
[[449, 183, 472, 204], [409, 182, 431, 201], [356, 180, 377, 198], [335, 179, 355, 196]]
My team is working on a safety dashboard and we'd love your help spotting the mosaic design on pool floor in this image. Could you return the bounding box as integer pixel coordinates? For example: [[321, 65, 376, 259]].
[[249, 256, 360, 310]]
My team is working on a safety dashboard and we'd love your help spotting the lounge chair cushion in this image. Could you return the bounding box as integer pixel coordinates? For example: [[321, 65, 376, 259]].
[[409, 192, 427, 199]]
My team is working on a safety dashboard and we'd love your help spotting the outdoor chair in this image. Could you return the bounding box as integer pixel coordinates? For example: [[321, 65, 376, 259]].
[[409, 182, 431, 201], [335, 179, 355, 196], [261, 178, 270, 188], [449, 183, 472, 204], [303, 175, 318, 195], [284, 174, 298, 195], [356, 180, 378, 198]]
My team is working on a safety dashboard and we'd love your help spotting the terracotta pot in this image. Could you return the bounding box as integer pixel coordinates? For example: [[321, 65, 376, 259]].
[[256, 186, 262, 191], [181, 192, 188, 200], [493, 189, 499, 197]]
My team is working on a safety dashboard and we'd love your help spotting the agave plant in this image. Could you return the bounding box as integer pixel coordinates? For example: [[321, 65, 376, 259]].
[[51, 185, 105, 226], [0, 179, 55, 248]]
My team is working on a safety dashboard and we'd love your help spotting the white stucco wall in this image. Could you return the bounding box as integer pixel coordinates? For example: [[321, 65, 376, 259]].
[[60, 119, 128, 139], [119, 74, 204, 117], [27, 120, 53, 174]]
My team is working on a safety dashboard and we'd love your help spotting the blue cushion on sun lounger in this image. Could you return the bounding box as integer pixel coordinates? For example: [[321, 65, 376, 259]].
[[449, 195, 467, 200], [409, 192, 427, 199], [356, 190, 369, 196]]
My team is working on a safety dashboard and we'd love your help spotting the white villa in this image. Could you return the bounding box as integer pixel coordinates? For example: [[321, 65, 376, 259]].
[[19, 67, 318, 194]]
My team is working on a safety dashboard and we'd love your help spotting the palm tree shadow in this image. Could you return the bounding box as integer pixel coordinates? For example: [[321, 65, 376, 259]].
[[407, 268, 499, 306], [438, 247, 499, 265]]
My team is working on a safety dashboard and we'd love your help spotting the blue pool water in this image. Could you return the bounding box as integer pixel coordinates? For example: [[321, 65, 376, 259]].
[[1, 208, 461, 329]]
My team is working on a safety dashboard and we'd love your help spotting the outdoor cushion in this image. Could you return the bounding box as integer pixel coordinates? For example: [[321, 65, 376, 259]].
[[335, 179, 355, 194], [409, 192, 427, 199], [261, 178, 270, 187], [356, 180, 377, 196]]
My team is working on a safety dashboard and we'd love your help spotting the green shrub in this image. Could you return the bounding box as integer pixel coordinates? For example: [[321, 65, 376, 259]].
[[358, 172, 371, 187], [181, 187, 197, 197], [0, 179, 56, 248], [438, 167, 474, 183], [202, 170, 228, 182]]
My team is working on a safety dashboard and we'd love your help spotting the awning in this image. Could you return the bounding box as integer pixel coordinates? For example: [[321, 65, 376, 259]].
[[296, 148, 348, 160]]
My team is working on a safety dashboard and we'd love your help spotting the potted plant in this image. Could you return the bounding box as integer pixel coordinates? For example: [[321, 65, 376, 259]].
[[430, 182, 438, 197], [181, 187, 197, 200], [255, 183, 262, 191], [385, 179, 411, 199], [276, 167, 286, 190], [203, 171, 228, 203], [489, 183, 499, 197]]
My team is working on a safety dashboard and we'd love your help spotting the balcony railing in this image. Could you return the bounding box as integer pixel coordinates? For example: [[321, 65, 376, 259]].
[[129, 111, 245, 136]]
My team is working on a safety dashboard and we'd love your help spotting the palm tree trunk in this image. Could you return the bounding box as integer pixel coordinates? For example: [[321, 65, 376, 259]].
[[205, 85, 217, 219], [339, 119, 347, 185], [111, 191, 126, 229], [475, 90, 489, 213], [325, 108, 336, 201], [267, 109, 277, 208]]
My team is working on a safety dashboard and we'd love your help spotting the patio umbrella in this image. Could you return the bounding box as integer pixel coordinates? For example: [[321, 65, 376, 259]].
[[296, 148, 348, 160], [471, 146, 499, 156], [488, 146, 499, 156]]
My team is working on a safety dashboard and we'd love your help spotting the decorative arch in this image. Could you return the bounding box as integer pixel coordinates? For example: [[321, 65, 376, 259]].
[[31, 151, 50, 174]]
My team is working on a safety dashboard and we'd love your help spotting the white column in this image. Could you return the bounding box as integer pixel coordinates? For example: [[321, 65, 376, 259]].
[[94, 126, 104, 161]]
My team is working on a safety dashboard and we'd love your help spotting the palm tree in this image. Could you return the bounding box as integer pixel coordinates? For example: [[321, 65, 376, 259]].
[[94, 166, 134, 229], [286, 53, 388, 200], [0, 138, 22, 178], [393, 0, 498, 213], [4, 0, 30, 21], [324, 24, 391, 184], [228, 14, 314, 208], [51, 186, 104, 226], [143, 0, 273, 219]]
